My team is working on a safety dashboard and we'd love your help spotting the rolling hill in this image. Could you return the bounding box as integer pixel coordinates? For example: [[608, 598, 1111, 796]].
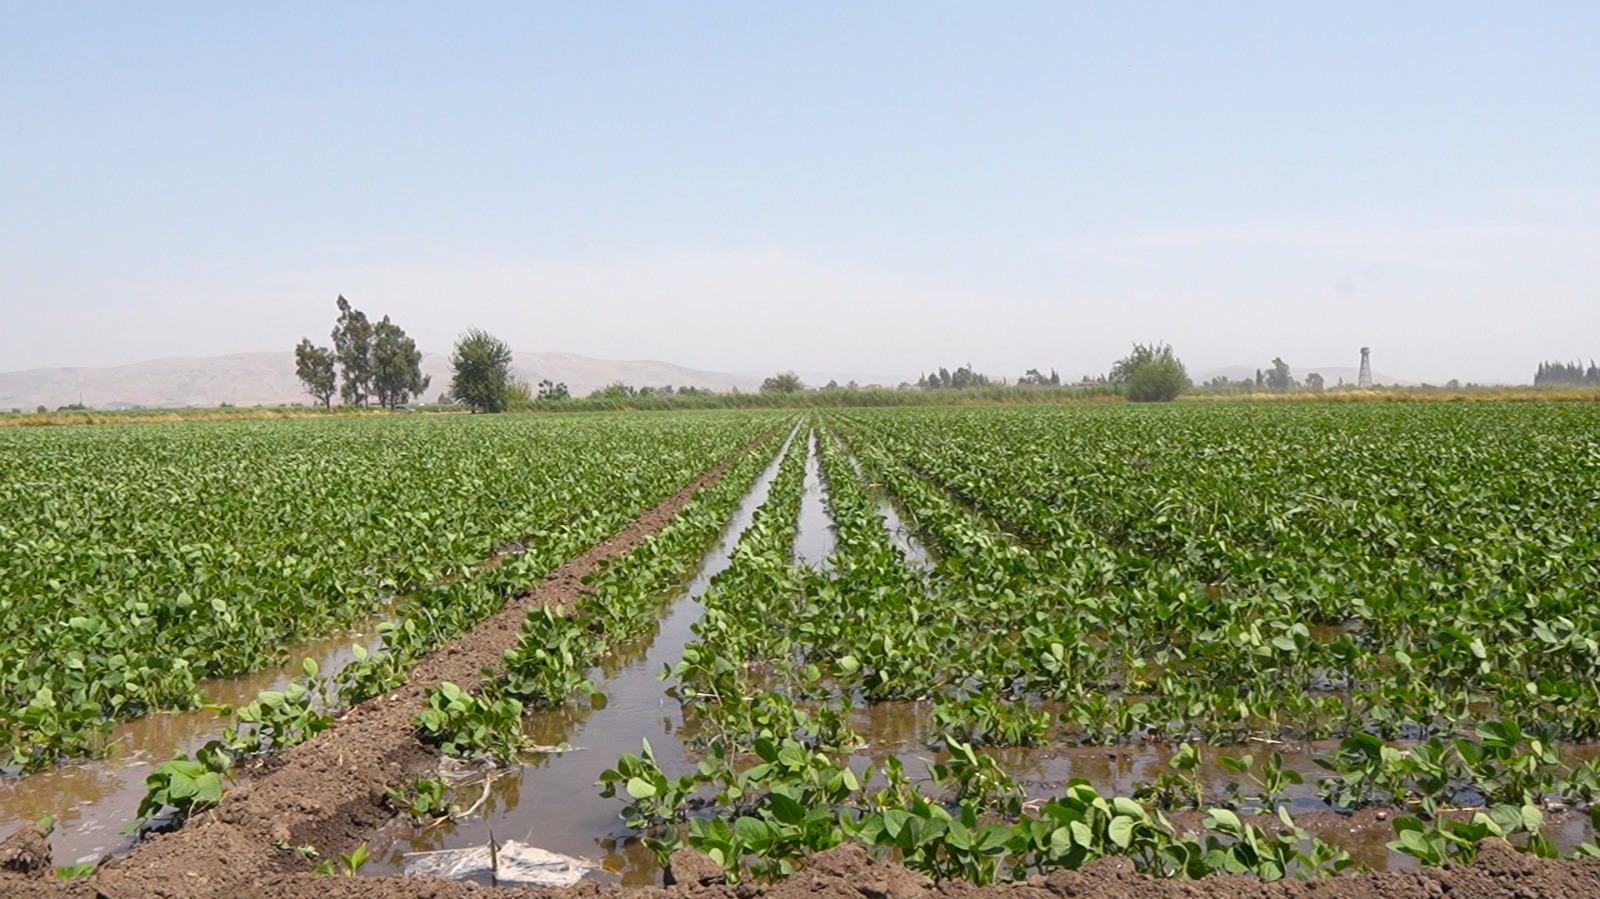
[[0, 351, 763, 410]]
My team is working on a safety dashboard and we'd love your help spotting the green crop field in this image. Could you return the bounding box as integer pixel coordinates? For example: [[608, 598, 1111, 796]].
[[10, 403, 1600, 887], [0, 411, 780, 772], [579, 403, 1600, 882]]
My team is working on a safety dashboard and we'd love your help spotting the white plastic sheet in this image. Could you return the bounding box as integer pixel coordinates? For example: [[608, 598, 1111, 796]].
[[402, 841, 595, 886]]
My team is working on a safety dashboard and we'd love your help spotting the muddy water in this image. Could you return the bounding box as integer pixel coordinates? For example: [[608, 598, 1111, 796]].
[[0, 623, 381, 866], [370, 428, 800, 885], [840, 448, 935, 571], [792, 430, 836, 569], [835, 706, 1596, 873]]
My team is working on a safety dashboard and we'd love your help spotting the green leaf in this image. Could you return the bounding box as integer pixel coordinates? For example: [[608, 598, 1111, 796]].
[[1108, 816, 1135, 849]]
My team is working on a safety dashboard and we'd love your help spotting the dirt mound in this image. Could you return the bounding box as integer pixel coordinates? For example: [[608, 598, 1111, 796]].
[[0, 823, 51, 877]]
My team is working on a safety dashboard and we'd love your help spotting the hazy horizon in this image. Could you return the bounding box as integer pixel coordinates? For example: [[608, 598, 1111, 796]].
[[4, 3, 1596, 386]]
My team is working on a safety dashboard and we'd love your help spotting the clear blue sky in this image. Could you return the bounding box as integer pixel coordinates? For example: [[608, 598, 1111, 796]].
[[3, 2, 1596, 383]]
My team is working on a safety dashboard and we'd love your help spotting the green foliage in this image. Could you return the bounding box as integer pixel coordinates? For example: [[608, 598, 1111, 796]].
[[0, 411, 777, 771], [414, 681, 527, 762], [596, 738, 701, 831], [1134, 743, 1204, 809], [294, 339, 338, 408], [760, 372, 806, 394], [385, 776, 452, 821], [55, 863, 96, 880], [312, 843, 371, 876], [1111, 342, 1189, 401], [1387, 803, 1554, 865], [449, 328, 514, 412], [1219, 751, 1304, 810], [332, 295, 374, 407], [134, 743, 230, 829], [222, 658, 335, 757], [932, 691, 1050, 747], [370, 315, 430, 410], [589, 404, 1600, 885], [496, 607, 597, 708]]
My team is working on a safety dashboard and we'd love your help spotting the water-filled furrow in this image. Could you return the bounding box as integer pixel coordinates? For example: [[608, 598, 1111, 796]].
[[841, 445, 935, 571], [792, 429, 837, 569], [369, 425, 801, 885]]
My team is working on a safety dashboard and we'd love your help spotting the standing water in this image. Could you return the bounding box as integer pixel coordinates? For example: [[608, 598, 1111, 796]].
[[371, 427, 801, 885], [792, 430, 836, 569], [0, 624, 380, 866], [842, 447, 935, 571]]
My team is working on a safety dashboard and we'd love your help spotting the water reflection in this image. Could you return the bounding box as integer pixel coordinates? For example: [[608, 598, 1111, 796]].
[[370, 427, 799, 885]]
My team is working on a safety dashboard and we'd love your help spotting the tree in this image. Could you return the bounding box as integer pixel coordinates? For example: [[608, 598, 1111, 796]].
[[331, 296, 374, 406], [1265, 357, 1294, 392], [506, 377, 534, 407], [1534, 359, 1600, 386], [370, 316, 429, 409], [590, 382, 638, 400], [294, 339, 337, 408], [1305, 372, 1325, 392], [537, 379, 570, 400], [919, 364, 992, 390], [1110, 342, 1190, 402], [761, 371, 805, 393], [449, 329, 514, 412]]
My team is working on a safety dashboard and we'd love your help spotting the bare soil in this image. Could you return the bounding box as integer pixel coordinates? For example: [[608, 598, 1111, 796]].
[[10, 838, 1588, 899]]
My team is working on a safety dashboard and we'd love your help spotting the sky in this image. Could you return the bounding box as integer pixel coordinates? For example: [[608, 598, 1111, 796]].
[[2, 2, 1596, 385]]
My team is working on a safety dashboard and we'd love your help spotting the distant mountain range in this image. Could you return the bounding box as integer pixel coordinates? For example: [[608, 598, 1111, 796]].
[[0, 352, 1436, 411], [0, 351, 764, 410]]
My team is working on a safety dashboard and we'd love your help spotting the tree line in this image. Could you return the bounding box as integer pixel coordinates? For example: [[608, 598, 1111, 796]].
[[1534, 360, 1600, 386], [294, 296, 428, 410], [296, 299, 525, 413]]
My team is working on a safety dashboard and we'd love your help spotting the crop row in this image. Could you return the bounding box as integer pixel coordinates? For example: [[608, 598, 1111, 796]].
[[0, 411, 780, 772], [590, 406, 1600, 884], [835, 404, 1600, 743]]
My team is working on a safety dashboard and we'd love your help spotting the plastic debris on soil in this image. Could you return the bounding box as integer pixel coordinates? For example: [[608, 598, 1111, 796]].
[[402, 841, 596, 886]]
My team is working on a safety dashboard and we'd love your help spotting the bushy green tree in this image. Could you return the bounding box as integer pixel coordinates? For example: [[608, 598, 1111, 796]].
[[294, 339, 337, 408], [761, 371, 805, 393], [331, 296, 374, 407], [371, 316, 429, 409], [449, 329, 514, 413], [1111, 342, 1190, 402], [1266, 357, 1295, 392]]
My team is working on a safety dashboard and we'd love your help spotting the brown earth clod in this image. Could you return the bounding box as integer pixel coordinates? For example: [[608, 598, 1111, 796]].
[[0, 823, 51, 878]]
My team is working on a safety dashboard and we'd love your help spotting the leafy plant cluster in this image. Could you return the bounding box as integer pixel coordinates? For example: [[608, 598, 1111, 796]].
[[600, 734, 1357, 885]]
